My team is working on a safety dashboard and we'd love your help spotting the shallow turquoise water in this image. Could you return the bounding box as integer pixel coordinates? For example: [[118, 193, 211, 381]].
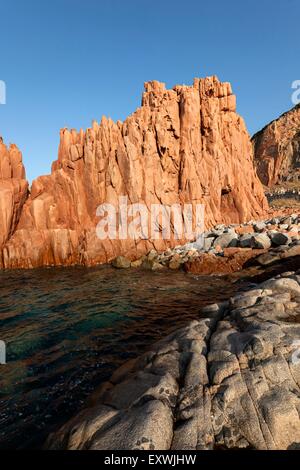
[[0, 266, 247, 449]]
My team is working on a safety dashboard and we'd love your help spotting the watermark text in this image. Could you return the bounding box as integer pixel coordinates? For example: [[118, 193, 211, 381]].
[[96, 197, 204, 243], [0, 340, 6, 364], [291, 339, 300, 365], [291, 80, 300, 105], [0, 80, 6, 105]]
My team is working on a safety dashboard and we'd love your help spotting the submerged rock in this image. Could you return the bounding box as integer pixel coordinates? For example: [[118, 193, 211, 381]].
[[168, 258, 182, 270], [130, 258, 144, 268], [111, 256, 131, 269], [141, 258, 164, 271]]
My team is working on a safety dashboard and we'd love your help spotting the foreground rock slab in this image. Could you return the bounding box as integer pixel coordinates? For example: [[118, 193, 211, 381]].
[[46, 272, 300, 450]]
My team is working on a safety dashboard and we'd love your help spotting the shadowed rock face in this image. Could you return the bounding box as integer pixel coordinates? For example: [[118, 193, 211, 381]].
[[46, 271, 300, 450], [253, 104, 300, 187], [1, 76, 267, 269], [0, 139, 28, 252]]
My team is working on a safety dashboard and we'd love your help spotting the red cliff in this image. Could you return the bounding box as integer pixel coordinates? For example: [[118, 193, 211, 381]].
[[1, 77, 268, 268], [253, 104, 300, 187]]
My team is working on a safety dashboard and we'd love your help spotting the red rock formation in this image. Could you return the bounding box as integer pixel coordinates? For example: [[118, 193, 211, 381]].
[[1, 76, 268, 268], [253, 104, 300, 187], [0, 138, 28, 253], [184, 248, 267, 275]]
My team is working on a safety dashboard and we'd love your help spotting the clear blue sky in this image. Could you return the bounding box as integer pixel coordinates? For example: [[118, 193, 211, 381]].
[[0, 0, 299, 182]]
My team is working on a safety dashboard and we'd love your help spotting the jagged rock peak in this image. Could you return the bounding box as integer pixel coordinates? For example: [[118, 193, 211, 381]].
[[0, 138, 26, 180], [0, 139, 28, 249]]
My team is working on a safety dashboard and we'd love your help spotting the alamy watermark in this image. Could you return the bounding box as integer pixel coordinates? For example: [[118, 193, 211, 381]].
[[291, 340, 300, 365], [291, 80, 300, 105], [0, 341, 6, 364], [96, 197, 205, 244], [0, 80, 6, 105]]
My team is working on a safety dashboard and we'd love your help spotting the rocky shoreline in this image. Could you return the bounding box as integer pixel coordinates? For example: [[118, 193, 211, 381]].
[[111, 213, 300, 274], [46, 270, 300, 450]]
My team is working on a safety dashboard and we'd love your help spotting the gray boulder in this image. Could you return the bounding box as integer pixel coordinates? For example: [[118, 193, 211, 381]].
[[254, 221, 266, 233], [213, 232, 238, 249], [250, 233, 271, 249], [203, 237, 214, 251], [142, 259, 164, 271], [239, 233, 253, 248], [281, 216, 292, 226], [269, 231, 291, 246]]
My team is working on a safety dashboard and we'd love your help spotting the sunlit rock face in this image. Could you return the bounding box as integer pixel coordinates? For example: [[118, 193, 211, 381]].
[[0, 77, 268, 268], [0, 138, 28, 251], [253, 104, 300, 187]]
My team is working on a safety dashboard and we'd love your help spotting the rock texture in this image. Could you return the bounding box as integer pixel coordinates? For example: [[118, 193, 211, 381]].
[[184, 248, 267, 275], [46, 272, 300, 450], [1, 77, 267, 269], [253, 104, 300, 187], [0, 139, 28, 252]]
